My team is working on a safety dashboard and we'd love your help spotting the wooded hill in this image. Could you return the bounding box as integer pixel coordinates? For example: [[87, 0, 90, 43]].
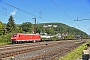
[[0, 15, 88, 36], [36, 23, 87, 36]]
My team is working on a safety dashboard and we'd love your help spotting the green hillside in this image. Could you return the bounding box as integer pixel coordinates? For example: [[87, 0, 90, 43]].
[[36, 22, 87, 36]]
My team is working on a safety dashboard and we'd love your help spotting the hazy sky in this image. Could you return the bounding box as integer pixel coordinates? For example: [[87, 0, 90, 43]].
[[0, 0, 90, 35]]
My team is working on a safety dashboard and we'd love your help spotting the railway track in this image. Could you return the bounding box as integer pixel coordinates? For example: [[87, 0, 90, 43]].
[[26, 40, 85, 60], [0, 40, 87, 60], [0, 41, 67, 59]]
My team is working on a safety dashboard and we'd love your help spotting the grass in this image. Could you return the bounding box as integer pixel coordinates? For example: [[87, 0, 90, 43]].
[[58, 42, 88, 60]]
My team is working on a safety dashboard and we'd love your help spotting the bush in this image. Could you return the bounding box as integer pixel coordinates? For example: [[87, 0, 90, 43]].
[[0, 33, 12, 45], [65, 35, 75, 39]]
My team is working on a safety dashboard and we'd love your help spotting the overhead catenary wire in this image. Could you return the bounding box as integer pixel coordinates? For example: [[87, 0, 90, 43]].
[[0, 6, 48, 23], [1, 6, 7, 15], [0, 12, 28, 23], [19, 0, 42, 19], [19, 0, 49, 19], [0, 7, 29, 22], [19, 0, 53, 23], [74, 13, 90, 30], [74, 12, 90, 21], [2, 1, 39, 17], [0, 0, 50, 23], [0, 6, 31, 21], [0, 7, 47, 24], [50, 0, 73, 21], [19, 0, 39, 11], [78, 12, 90, 18], [50, 0, 81, 29], [2, 1, 48, 22]]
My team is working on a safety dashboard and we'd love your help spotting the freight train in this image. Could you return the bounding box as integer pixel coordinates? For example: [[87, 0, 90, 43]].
[[11, 33, 41, 44], [11, 33, 85, 44]]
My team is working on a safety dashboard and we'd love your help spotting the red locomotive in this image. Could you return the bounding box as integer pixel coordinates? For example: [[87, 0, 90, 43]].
[[11, 33, 41, 44]]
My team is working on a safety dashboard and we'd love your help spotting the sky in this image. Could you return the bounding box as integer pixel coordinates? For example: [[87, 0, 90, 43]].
[[0, 0, 90, 35]]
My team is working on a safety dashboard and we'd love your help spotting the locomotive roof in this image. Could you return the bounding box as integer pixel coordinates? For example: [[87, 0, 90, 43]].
[[16, 33, 40, 35]]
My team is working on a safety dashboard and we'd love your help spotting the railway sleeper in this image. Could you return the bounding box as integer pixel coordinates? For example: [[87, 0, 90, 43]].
[[0, 46, 46, 58], [47, 47, 77, 60], [28, 44, 80, 60], [27, 47, 68, 60], [0, 41, 84, 59]]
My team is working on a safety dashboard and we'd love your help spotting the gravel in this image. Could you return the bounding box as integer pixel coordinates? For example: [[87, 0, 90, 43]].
[[4, 42, 74, 60]]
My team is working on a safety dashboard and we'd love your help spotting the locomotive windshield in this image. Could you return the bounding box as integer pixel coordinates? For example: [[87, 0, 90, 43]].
[[12, 34, 17, 37]]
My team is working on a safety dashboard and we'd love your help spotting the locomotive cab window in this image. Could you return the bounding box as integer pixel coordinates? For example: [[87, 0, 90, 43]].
[[13, 34, 17, 37], [19, 35, 20, 37]]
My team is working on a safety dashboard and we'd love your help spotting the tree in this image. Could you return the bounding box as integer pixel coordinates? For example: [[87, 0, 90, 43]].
[[0, 21, 3, 29], [36, 24, 44, 34], [20, 22, 33, 33], [13, 24, 23, 33], [0, 21, 4, 35], [7, 15, 16, 33]]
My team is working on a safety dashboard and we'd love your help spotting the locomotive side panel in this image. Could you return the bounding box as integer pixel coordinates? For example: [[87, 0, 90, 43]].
[[11, 33, 41, 43]]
